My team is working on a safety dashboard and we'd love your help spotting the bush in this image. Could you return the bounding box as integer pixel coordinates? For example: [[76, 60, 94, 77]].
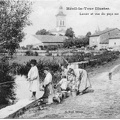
[[64, 52, 85, 63], [25, 51, 38, 56], [47, 45, 58, 51], [88, 51, 120, 67], [34, 51, 38, 56], [25, 50, 33, 56], [63, 51, 120, 68], [0, 57, 15, 105]]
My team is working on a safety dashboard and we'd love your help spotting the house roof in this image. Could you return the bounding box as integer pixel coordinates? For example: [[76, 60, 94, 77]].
[[100, 39, 109, 44], [109, 34, 120, 39], [33, 35, 67, 43], [90, 28, 119, 37], [20, 35, 44, 46]]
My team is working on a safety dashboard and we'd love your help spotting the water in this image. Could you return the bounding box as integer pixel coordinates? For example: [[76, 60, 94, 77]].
[[0, 75, 44, 118], [14, 75, 43, 101], [14, 75, 30, 100]]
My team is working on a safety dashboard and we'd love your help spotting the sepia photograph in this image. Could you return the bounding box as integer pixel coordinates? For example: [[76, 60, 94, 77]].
[[0, 0, 120, 119]]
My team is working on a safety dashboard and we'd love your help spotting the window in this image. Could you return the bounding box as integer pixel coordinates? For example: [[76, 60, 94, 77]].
[[60, 20, 62, 26]]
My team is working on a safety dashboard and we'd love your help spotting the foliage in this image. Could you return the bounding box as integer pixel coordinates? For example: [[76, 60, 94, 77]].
[[89, 51, 119, 66], [64, 52, 85, 63], [47, 45, 58, 51], [0, 0, 32, 57], [36, 29, 51, 35], [25, 51, 38, 56], [34, 51, 38, 56], [63, 31, 91, 48], [63, 51, 120, 68], [65, 27, 75, 38], [86, 31, 91, 37], [0, 57, 15, 105]]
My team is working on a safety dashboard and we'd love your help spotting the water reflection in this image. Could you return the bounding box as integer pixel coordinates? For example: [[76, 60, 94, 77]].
[[14, 75, 43, 101]]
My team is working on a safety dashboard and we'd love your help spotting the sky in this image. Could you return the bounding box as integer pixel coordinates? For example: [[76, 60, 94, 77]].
[[21, 0, 120, 45]]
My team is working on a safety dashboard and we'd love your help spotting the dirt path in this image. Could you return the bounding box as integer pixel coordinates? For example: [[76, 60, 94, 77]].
[[17, 58, 120, 119]]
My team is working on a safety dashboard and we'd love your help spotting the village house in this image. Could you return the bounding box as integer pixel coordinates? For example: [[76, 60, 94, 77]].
[[109, 34, 120, 48], [89, 28, 120, 50]]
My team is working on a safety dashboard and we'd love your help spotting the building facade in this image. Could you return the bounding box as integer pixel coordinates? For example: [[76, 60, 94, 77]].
[[109, 34, 120, 48], [89, 28, 120, 50]]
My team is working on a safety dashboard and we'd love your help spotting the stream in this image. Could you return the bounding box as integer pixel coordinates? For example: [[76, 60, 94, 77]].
[[0, 75, 43, 118]]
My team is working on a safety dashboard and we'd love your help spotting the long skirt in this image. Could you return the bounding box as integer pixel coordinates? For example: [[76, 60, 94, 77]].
[[77, 70, 91, 92], [41, 83, 53, 99], [29, 80, 38, 92]]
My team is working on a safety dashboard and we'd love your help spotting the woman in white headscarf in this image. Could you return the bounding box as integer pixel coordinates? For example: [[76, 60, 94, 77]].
[[68, 68, 92, 95]]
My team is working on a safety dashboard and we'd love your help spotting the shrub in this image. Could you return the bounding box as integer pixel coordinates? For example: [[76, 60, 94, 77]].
[[34, 51, 38, 56], [25, 50, 33, 56], [64, 52, 85, 63], [0, 57, 15, 105], [88, 51, 120, 67], [64, 51, 120, 68], [47, 45, 58, 51], [25, 51, 39, 56]]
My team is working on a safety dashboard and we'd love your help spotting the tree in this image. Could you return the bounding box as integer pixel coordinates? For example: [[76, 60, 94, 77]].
[[36, 29, 50, 35], [65, 27, 75, 38], [86, 32, 91, 37], [82, 31, 91, 46], [0, 0, 32, 57]]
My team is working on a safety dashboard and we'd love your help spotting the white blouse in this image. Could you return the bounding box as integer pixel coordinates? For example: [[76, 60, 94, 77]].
[[28, 66, 39, 81], [43, 72, 52, 86]]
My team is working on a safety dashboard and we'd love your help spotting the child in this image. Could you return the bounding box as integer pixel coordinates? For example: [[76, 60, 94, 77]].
[[53, 85, 63, 103], [27, 59, 40, 100], [57, 75, 68, 91]]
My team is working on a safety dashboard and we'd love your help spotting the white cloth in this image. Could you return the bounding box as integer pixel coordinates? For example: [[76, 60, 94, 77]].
[[28, 66, 39, 92], [43, 72, 52, 86], [58, 78, 68, 90], [74, 68, 83, 81]]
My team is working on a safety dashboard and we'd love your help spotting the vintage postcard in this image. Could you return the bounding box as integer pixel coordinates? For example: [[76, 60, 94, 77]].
[[0, 0, 120, 119]]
